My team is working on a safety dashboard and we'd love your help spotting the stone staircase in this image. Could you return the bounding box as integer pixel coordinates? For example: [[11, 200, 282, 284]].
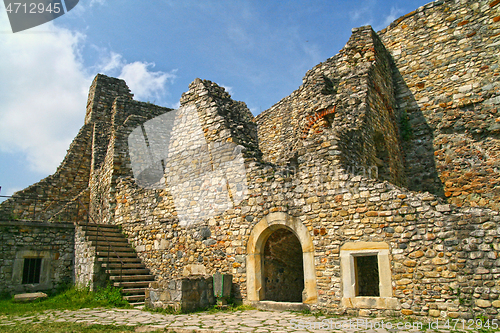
[[80, 223, 154, 306]]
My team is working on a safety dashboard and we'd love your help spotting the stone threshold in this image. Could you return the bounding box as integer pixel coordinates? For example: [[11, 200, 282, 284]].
[[250, 300, 307, 311]]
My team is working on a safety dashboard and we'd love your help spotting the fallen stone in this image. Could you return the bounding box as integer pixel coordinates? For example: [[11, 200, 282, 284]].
[[13, 292, 48, 302]]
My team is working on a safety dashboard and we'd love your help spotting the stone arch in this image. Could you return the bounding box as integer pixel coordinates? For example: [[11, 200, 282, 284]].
[[246, 212, 317, 304]]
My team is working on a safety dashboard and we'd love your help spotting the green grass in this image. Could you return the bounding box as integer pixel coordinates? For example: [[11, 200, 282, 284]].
[[205, 303, 255, 314], [0, 322, 138, 333], [145, 302, 255, 315], [0, 284, 130, 316]]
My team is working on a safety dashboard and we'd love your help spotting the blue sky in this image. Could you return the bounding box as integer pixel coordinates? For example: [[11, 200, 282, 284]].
[[0, 0, 431, 200]]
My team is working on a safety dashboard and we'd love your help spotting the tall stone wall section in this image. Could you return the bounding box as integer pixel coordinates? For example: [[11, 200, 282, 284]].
[[110, 79, 261, 302], [379, 0, 500, 210], [88, 95, 171, 225]]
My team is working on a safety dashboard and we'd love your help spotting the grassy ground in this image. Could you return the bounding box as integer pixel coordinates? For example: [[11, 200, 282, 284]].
[[0, 285, 130, 316], [144, 302, 255, 315], [0, 285, 141, 332], [0, 322, 138, 333]]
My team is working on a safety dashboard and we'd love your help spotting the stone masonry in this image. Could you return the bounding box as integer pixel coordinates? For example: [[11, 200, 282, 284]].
[[1, 0, 500, 321]]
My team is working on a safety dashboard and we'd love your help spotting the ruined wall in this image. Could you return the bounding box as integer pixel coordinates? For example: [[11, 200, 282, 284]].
[[0, 220, 74, 295], [379, 0, 500, 209], [0, 75, 133, 223], [256, 27, 405, 186]]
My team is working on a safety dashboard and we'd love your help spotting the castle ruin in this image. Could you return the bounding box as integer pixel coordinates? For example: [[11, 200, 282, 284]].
[[1, 0, 500, 319]]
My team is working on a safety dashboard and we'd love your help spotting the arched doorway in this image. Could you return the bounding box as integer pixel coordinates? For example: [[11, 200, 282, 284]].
[[246, 212, 317, 304], [263, 227, 304, 302]]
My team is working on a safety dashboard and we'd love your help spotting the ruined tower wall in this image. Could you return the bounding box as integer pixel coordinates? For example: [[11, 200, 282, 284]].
[[86, 75, 134, 221], [256, 27, 405, 185], [379, 0, 500, 209], [88, 95, 172, 224]]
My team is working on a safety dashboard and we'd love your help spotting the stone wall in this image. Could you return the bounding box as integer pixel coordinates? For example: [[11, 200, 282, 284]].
[[146, 276, 215, 312], [74, 225, 108, 290], [88, 22, 500, 319], [0, 220, 74, 295], [379, 0, 500, 210]]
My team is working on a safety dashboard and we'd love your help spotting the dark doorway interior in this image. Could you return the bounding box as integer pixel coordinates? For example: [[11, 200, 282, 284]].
[[355, 255, 380, 296], [263, 228, 304, 302]]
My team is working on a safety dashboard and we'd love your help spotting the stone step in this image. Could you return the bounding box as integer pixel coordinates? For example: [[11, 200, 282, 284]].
[[114, 281, 152, 288], [91, 240, 130, 248], [81, 224, 122, 234], [109, 275, 155, 282], [96, 246, 134, 253], [123, 294, 145, 302], [252, 300, 307, 311], [80, 223, 121, 230], [122, 287, 146, 295], [97, 251, 138, 258], [101, 263, 146, 269], [87, 235, 127, 243], [105, 268, 150, 275], [98, 257, 142, 263], [79, 222, 156, 306], [84, 230, 124, 238]]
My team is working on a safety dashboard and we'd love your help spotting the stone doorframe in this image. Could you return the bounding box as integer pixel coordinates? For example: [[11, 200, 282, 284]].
[[246, 212, 318, 304]]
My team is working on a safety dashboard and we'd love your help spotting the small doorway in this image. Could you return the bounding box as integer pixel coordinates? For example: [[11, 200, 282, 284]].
[[354, 255, 380, 296], [263, 228, 304, 302]]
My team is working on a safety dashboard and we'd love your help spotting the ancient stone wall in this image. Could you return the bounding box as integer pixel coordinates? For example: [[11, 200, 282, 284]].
[[110, 79, 260, 303], [0, 220, 74, 295], [74, 225, 108, 290], [379, 0, 500, 209]]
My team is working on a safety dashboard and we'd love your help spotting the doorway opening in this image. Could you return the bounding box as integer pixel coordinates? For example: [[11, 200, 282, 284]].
[[263, 228, 304, 302]]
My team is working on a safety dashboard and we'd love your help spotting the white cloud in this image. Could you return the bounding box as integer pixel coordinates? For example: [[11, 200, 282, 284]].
[[118, 62, 177, 102], [0, 10, 176, 175], [89, 0, 105, 7], [349, 0, 376, 26], [99, 51, 124, 72], [0, 12, 91, 174]]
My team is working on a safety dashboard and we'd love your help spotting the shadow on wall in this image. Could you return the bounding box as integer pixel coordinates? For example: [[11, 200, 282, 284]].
[[392, 65, 444, 197]]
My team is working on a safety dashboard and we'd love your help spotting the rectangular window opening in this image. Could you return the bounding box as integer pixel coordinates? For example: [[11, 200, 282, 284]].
[[22, 258, 42, 284], [354, 255, 380, 296]]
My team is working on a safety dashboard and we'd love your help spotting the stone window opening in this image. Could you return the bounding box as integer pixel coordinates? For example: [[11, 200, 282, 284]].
[[341, 242, 398, 309], [22, 258, 42, 284]]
